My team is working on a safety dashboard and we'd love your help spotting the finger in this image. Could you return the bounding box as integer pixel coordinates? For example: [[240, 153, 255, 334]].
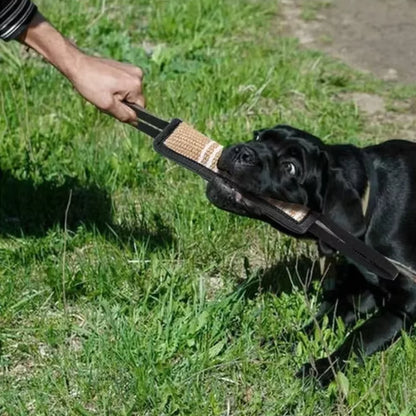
[[132, 93, 146, 108], [123, 88, 146, 109], [109, 99, 138, 124], [130, 66, 144, 80], [124, 77, 145, 107], [100, 58, 144, 79]]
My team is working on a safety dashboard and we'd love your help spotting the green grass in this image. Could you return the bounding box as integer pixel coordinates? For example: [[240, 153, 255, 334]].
[[1, 0, 416, 414]]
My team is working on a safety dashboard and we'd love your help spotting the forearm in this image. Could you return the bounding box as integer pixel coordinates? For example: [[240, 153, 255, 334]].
[[17, 11, 81, 79], [2, 2, 144, 122]]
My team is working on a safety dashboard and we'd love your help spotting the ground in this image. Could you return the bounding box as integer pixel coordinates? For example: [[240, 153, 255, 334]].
[[1, 0, 416, 415], [281, 0, 416, 139], [283, 0, 416, 83]]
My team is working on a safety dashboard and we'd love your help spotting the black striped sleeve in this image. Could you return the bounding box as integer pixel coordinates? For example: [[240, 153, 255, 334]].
[[0, 0, 37, 41]]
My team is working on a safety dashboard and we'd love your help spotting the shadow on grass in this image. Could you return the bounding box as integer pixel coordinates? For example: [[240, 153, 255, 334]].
[[235, 255, 323, 299], [0, 170, 174, 250]]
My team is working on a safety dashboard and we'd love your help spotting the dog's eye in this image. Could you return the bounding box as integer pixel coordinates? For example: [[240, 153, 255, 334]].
[[283, 162, 297, 176]]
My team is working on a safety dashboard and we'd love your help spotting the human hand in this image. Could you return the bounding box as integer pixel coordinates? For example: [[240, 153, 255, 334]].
[[68, 53, 145, 124], [19, 12, 145, 124]]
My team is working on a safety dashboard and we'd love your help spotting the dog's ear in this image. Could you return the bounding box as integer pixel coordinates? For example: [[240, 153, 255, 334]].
[[252, 129, 265, 140], [319, 168, 366, 256]]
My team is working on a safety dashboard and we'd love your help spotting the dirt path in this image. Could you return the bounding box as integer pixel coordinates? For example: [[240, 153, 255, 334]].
[[280, 0, 416, 140], [282, 0, 416, 84]]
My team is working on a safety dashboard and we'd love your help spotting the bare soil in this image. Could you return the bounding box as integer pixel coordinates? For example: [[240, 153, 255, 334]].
[[280, 0, 416, 140], [281, 0, 416, 83]]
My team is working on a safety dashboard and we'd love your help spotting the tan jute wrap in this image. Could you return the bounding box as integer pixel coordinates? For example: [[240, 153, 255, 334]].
[[164, 122, 309, 223]]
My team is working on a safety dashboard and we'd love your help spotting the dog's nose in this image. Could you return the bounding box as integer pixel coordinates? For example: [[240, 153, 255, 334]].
[[233, 145, 257, 166]]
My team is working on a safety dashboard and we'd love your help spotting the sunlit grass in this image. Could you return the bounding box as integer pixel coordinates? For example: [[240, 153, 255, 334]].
[[1, 0, 416, 414]]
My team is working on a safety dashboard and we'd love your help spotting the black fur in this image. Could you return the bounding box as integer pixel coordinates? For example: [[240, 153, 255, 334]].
[[206, 125, 416, 385]]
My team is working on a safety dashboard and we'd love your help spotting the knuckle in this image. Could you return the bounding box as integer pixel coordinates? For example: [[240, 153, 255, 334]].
[[132, 77, 142, 91], [101, 100, 114, 112], [135, 67, 144, 79]]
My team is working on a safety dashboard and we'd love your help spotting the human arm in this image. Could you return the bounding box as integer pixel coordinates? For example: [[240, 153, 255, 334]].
[[1, 1, 144, 123]]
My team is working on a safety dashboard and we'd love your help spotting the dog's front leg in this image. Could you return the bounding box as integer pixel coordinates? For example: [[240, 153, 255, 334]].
[[302, 263, 382, 336], [298, 308, 409, 386]]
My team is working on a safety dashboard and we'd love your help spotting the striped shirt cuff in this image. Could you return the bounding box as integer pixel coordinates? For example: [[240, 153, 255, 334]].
[[0, 0, 37, 41]]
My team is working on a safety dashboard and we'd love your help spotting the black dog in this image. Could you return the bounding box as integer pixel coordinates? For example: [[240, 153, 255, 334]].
[[206, 125, 416, 384]]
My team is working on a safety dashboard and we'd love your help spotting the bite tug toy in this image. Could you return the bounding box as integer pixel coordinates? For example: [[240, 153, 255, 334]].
[[127, 103, 399, 281]]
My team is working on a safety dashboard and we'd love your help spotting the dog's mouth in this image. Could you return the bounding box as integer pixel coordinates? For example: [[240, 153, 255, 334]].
[[217, 164, 264, 200], [216, 147, 264, 199], [212, 172, 246, 201], [218, 165, 257, 201], [206, 174, 258, 217]]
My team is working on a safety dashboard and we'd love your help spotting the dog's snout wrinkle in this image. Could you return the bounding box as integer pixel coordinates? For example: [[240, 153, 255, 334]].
[[234, 145, 257, 166]]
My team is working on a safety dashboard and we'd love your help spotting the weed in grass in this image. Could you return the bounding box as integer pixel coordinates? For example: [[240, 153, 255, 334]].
[[1, 0, 416, 414]]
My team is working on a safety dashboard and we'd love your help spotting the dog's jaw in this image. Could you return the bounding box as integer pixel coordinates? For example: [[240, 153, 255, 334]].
[[206, 177, 263, 217]]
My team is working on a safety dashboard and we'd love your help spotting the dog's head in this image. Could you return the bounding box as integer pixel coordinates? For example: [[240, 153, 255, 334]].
[[207, 125, 367, 253], [207, 125, 327, 211]]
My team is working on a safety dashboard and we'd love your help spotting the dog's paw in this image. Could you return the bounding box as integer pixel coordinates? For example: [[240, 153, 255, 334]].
[[296, 357, 339, 387]]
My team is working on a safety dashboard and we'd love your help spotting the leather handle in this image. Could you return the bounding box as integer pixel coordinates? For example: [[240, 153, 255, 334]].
[[124, 102, 169, 130]]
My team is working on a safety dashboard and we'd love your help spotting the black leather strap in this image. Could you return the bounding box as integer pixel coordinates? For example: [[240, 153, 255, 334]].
[[310, 217, 398, 280], [126, 104, 399, 281], [126, 103, 169, 136], [152, 121, 317, 234], [137, 121, 161, 138]]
